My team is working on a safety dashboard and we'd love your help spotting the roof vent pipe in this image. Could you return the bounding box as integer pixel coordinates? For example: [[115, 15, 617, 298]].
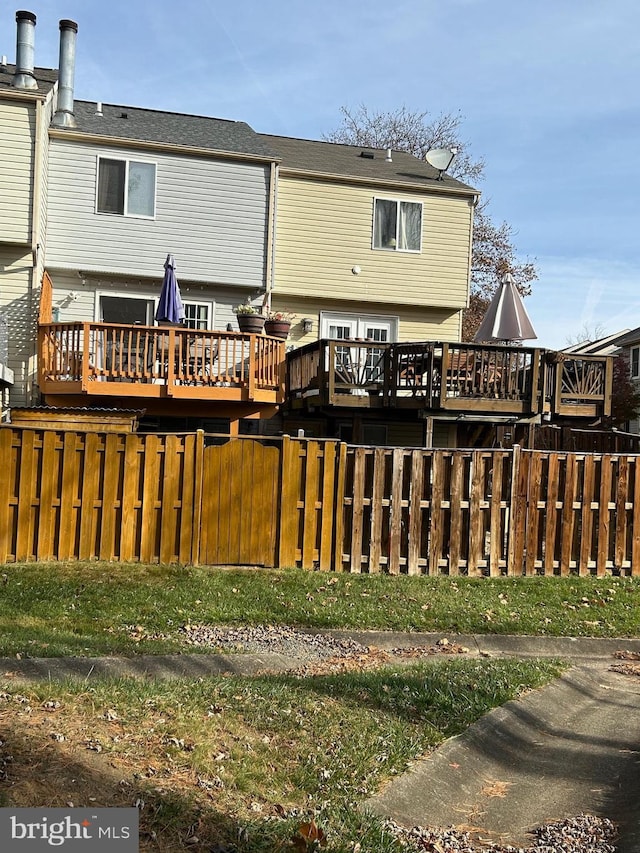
[[12, 11, 37, 89], [51, 19, 78, 128]]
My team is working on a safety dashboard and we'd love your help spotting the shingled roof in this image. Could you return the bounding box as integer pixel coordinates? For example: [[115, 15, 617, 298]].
[[0, 63, 57, 97], [260, 133, 477, 195], [65, 100, 279, 160]]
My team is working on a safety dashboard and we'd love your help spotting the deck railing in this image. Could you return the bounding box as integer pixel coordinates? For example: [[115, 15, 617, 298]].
[[38, 322, 285, 402], [287, 340, 611, 419]]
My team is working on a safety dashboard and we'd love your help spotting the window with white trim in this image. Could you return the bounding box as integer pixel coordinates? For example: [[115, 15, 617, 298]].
[[183, 301, 214, 330], [631, 346, 640, 379], [373, 198, 422, 251], [97, 157, 156, 217]]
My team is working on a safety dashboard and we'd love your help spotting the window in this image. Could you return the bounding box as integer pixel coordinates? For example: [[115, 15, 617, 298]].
[[99, 294, 155, 325], [183, 301, 213, 330], [373, 198, 422, 251], [631, 346, 640, 379], [97, 157, 156, 217]]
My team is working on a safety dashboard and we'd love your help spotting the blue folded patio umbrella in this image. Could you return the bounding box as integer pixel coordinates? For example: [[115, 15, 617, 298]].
[[155, 254, 185, 324]]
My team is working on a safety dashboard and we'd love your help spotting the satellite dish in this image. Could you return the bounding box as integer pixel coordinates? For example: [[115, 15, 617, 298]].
[[425, 147, 457, 178]]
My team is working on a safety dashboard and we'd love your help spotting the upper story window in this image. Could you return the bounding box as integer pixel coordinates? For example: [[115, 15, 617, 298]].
[[631, 346, 640, 379], [97, 157, 156, 218], [373, 198, 422, 252]]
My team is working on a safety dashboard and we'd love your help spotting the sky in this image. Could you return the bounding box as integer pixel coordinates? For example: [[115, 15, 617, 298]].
[[4, 0, 640, 348]]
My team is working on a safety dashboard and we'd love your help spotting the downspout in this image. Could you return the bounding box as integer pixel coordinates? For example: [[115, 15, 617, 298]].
[[263, 161, 279, 314]]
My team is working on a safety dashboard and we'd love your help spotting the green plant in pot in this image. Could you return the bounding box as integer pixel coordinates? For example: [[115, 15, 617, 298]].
[[264, 310, 295, 339], [233, 301, 266, 334]]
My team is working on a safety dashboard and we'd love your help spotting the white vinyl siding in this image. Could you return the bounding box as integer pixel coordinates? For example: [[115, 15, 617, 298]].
[[46, 139, 270, 286], [274, 176, 472, 309], [0, 101, 36, 243]]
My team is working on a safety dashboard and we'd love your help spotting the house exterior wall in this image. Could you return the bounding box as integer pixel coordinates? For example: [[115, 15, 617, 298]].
[[46, 137, 271, 288], [271, 295, 462, 347], [272, 175, 473, 310], [0, 246, 36, 408], [47, 269, 252, 333], [0, 99, 36, 244]]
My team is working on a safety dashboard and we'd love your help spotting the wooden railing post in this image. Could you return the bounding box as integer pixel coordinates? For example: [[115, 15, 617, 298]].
[[248, 334, 257, 399]]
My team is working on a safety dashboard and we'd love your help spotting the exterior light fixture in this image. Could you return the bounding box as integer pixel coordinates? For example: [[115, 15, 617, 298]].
[[302, 318, 313, 333]]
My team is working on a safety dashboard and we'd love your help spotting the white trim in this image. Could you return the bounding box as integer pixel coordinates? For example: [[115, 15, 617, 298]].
[[95, 154, 157, 220], [320, 310, 398, 342], [182, 298, 215, 330], [95, 290, 157, 324], [372, 196, 423, 253]]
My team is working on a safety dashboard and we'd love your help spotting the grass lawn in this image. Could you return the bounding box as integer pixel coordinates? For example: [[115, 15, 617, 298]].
[[0, 562, 634, 851], [0, 657, 563, 852], [0, 563, 638, 658]]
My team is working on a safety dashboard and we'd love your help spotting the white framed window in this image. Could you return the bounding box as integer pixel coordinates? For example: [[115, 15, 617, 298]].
[[97, 156, 156, 218], [631, 346, 640, 379], [97, 292, 155, 325], [373, 198, 422, 252], [183, 300, 214, 330]]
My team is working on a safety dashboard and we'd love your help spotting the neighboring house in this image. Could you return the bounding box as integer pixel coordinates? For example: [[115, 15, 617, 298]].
[[0, 12, 58, 414]]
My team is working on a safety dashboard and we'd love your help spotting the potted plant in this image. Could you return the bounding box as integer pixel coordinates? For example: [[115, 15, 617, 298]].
[[233, 301, 266, 334], [264, 310, 295, 339]]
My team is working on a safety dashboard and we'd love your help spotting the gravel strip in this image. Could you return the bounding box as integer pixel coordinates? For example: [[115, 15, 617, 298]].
[[179, 624, 371, 662]]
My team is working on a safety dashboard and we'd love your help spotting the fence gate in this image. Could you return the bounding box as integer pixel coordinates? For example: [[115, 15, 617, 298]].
[[200, 439, 281, 566]]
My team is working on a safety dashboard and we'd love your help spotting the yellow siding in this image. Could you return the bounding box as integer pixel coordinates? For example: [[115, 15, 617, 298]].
[[0, 100, 35, 243], [270, 295, 462, 348], [274, 175, 473, 309]]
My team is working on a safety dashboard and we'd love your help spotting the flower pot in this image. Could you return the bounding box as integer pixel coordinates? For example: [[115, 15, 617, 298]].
[[264, 319, 291, 339], [236, 314, 266, 334]]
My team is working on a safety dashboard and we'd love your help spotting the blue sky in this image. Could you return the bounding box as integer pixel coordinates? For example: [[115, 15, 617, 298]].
[[6, 0, 640, 347]]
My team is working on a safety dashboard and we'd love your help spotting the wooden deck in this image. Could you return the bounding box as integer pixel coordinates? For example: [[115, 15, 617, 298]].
[[38, 322, 285, 417], [286, 340, 612, 420]]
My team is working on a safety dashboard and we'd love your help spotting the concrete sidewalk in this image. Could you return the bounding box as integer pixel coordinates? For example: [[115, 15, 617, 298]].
[[365, 655, 640, 852]]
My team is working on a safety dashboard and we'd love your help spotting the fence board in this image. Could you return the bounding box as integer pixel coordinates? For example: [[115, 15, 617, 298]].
[[36, 430, 59, 560], [489, 453, 505, 576], [350, 448, 366, 573], [333, 442, 348, 571], [544, 454, 560, 575], [468, 452, 485, 577], [560, 452, 577, 575], [368, 448, 386, 573], [407, 450, 424, 575], [140, 435, 161, 563], [302, 442, 320, 568], [278, 435, 299, 567], [615, 457, 629, 570], [579, 455, 596, 575], [448, 454, 463, 575], [0, 429, 14, 561], [597, 455, 613, 576], [633, 458, 640, 576], [429, 452, 445, 575], [319, 441, 337, 571]]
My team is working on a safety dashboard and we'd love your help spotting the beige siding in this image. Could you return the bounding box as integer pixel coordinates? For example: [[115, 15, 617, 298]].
[[274, 175, 473, 309], [0, 100, 36, 244], [270, 295, 462, 349], [46, 139, 270, 287], [0, 247, 38, 407]]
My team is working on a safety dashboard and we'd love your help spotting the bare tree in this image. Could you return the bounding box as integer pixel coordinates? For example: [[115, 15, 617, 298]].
[[325, 105, 538, 340]]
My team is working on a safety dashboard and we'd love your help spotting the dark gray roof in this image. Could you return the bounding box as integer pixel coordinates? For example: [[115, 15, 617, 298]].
[[0, 63, 57, 96], [69, 100, 279, 160], [260, 133, 477, 194]]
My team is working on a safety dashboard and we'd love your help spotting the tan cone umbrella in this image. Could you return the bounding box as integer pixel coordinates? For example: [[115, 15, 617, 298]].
[[474, 273, 537, 343]]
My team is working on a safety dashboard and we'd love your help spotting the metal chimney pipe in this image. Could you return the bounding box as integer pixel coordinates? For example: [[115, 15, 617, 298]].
[[51, 19, 78, 128], [12, 10, 37, 89]]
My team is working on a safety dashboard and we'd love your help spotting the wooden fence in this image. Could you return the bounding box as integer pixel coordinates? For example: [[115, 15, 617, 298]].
[[1, 427, 640, 576]]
